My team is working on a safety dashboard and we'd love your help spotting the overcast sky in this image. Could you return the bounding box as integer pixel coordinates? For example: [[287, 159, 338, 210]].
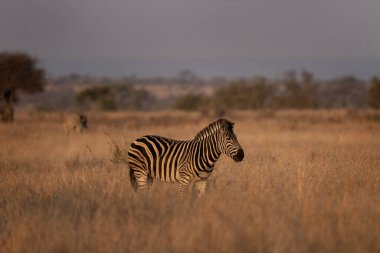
[[1, 0, 380, 77]]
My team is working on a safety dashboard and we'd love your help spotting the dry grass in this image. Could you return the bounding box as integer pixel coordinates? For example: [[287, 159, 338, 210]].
[[0, 109, 379, 253]]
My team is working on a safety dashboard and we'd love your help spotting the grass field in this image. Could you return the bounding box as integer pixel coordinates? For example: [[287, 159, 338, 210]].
[[0, 110, 379, 253]]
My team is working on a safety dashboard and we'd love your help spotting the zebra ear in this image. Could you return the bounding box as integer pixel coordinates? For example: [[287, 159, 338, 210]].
[[227, 122, 234, 131]]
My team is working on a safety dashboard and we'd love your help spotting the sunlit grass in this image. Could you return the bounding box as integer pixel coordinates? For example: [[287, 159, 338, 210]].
[[0, 110, 379, 253]]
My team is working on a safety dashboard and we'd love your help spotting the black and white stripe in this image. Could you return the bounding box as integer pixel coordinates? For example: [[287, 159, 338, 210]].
[[127, 119, 244, 195]]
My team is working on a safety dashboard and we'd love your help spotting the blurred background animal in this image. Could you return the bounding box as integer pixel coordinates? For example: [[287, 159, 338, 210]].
[[63, 112, 88, 133]]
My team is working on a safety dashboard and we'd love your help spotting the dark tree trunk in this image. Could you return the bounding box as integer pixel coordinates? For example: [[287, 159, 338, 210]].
[[0, 104, 14, 123], [1, 89, 15, 123]]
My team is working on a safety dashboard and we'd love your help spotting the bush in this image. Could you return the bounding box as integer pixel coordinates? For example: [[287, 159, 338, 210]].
[[368, 77, 380, 109], [211, 77, 276, 111], [76, 86, 117, 111], [114, 84, 155, 110], [174, 93, 207, 111], [76, 84, 155, 111]]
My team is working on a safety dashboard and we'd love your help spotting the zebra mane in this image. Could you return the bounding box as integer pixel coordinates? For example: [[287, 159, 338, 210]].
[[194, 119, 234, 141]]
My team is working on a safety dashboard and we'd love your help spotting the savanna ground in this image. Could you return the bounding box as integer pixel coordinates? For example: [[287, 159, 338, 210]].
[[0, 109, 379, 253]]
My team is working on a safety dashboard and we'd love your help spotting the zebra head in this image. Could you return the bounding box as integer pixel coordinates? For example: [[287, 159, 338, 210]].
[[218, 120, 244, 162]]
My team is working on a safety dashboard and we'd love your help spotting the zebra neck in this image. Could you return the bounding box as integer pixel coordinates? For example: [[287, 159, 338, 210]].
[[194, 134, 222, 169]]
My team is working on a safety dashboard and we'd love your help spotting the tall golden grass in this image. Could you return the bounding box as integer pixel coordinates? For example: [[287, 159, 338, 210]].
[[0, 110, 379, 253]]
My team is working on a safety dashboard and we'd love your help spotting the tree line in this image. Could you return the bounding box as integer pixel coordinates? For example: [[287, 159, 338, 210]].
[[67, 69, 380, 112], [1, 51, 380, 123], [175, 70, 380, 111]]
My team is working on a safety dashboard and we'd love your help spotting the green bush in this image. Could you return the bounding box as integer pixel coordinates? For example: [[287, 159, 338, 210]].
[[76, 86, 117, 111], [76, 84, 155, 111]]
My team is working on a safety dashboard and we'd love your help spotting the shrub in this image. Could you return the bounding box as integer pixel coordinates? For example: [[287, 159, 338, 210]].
[[174, 93, 207, 111], [368, 77, 380, 109]]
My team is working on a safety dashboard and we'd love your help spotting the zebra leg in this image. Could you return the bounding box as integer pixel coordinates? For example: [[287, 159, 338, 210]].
[[133, 170, 152, 192], [129, 169, 138, 191], [178, 180, 190, 194], [178, 172, 192, 194], [178, 164, 193, 194], [193, 179, 208, 197]]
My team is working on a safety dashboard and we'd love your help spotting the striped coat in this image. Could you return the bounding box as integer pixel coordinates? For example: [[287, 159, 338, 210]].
[[127, 119, 244, 196]]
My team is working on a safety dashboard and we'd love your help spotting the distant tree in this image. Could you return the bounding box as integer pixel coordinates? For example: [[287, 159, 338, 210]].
[[213, 81, 252, 110], [318, 76, 367, 108], [276, 70, 302, 108], [250, 77, 277, 109], [368, 77, 380, 109], [276, 70, 318, 109], [174, 93, 207, 111], [300, 69, 319, 108], [76, 84, 155, 111], [113, 84, 155, 110], [211, 78, 276, 110], [275, 70, 319, 109], [0, 51, 45, 122], [177, 69, 200, 84], [76, 86, 117, 111]]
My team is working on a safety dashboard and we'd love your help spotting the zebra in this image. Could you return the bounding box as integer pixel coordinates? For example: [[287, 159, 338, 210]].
[[127, 118, 244, 196], [63, 112, 88, 133]]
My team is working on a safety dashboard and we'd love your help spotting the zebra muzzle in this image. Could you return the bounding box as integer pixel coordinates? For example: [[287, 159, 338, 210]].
[[233, 149, 244, 162]]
